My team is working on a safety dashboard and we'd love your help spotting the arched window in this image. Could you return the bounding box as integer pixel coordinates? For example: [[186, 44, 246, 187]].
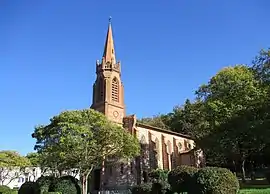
[[167, 140, 172, 154], [154, 138, 160, 160], [97, 77, 104, 102], [112, 77, 119, 102], [140, 135, 147, 150]]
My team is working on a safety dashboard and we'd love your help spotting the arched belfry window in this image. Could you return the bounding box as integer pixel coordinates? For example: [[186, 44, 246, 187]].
[[112, 77, 119, 102], [97, 77, 105, 102]]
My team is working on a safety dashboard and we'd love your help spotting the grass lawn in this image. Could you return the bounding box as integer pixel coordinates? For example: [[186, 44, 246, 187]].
[[239, 188, 270, 194], [239, 179, 270, 194]]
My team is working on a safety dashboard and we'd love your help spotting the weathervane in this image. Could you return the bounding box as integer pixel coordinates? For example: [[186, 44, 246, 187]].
[[109, 16, 112, 23]]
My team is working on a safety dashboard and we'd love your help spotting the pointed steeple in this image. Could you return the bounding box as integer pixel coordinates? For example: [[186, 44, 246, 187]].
[[103, 17, 116, 64]]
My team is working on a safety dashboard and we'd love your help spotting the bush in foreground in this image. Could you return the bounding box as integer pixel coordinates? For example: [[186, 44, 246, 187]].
[[149, 169, 169, 183], [168, 165, 198, 193], [151, 182, 171, 194], [36, 175, 57, 193], [132, 183, 152, 194], [59, 175, 81, 194], [43, 193, 62, 194], [54, 178, 78, 194], [192, 167, 239, 194], [0, 185, 12, 194], [265, 171, 270, 184], [18, 181, 40, 194], [36, 175, 80, 194]]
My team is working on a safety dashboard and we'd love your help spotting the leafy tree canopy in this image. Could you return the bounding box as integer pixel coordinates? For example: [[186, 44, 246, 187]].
[[138, 114, 168, 129], [32, 108, 140, 194], [26, 152, 41, 167], [0, 150, 31, 185], [0, 150, 30, 168]]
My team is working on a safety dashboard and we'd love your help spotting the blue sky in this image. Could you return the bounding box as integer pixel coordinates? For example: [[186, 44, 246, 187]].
[[0, 0, 269, 155]]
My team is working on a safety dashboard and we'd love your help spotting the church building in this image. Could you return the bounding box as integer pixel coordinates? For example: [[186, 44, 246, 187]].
[[90, 19, 203, 192]]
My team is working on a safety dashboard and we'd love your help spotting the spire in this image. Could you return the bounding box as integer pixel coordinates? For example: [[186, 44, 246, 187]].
[[103, 16, 116, 64]]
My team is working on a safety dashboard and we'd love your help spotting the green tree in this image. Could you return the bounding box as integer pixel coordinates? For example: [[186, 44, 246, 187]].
[[0, 150, 31, 185], [138, 114, 168, 129], [251, 48, 270, 166], [196, 65, 268, 180], [252, 48, 270, 85], [26, 152, 40, 167], [32, 108, 140, 194], [164, 99, 209, 139]]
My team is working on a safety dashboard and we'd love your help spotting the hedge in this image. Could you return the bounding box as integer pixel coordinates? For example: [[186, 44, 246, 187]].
[[0, 185, 14, 194], [148, 169, 169, 183], [192, 167, 239, 194], [36, 175, 81, 194], [168, 165, 198, 193], [265, 171, 270, 183], [59, 175, 81, 194], [131, 183, 152, 194], [54, 178, 78, 194], [18, 181, 40, 194], [151, 182, 171, 194], [36, 175, 57, 193]]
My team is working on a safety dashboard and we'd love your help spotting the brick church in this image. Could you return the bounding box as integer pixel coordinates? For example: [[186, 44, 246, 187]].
[[89, 19, 203, 192]]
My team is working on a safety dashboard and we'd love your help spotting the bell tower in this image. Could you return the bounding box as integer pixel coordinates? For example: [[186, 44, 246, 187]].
[[91, 18, 125, 123]]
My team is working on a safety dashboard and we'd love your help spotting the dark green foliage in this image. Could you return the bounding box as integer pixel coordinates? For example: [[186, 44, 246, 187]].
[[192, 167, 239, 194], [151, 183, 162, 194], [18, 181, 40, 194], [43, 193, 62, 194], [54, 179, 77, 194], [36, 175, 80, 194], [131, 183, 152, 194], [151, 182, 171, 194], [36, 175, 57, 193], [148, 170, 171, 194], [168, 165, 198, 193], [0, 185, 12, 194], [53, 176, 81, 194], [149, 169, 169, 183], [265, 171, 270, 183], [59, 175, 81, 194]]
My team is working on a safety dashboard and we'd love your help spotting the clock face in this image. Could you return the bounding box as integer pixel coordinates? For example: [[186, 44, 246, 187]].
[[113, 111, 119, 118]]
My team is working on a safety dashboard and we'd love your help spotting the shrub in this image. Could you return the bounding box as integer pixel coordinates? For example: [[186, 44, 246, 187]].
[[18, 181, 40, 194], [168, 165, 198, 193], [192, 167, 239, 194], [265, 171, 270, 183], [149, 169, 169, 183], [132, 183, 152, 194], [0, 185, 12, 194], [36, 175, 57, 193], [10, 190, 18, 194], [54, 178, 78, 194], [43, 192, 62, 194], [59, 175, 81, 194], [151, 182, 171, 194]]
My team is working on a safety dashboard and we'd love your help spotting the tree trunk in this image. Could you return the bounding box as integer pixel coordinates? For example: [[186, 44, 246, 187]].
[[82, 175, 87, 194], [241, 160, 246, 182], [82, 169, 92, 194]]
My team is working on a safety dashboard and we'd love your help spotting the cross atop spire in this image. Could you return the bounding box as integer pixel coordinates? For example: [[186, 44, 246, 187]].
[[102, 17, 116, 64]]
